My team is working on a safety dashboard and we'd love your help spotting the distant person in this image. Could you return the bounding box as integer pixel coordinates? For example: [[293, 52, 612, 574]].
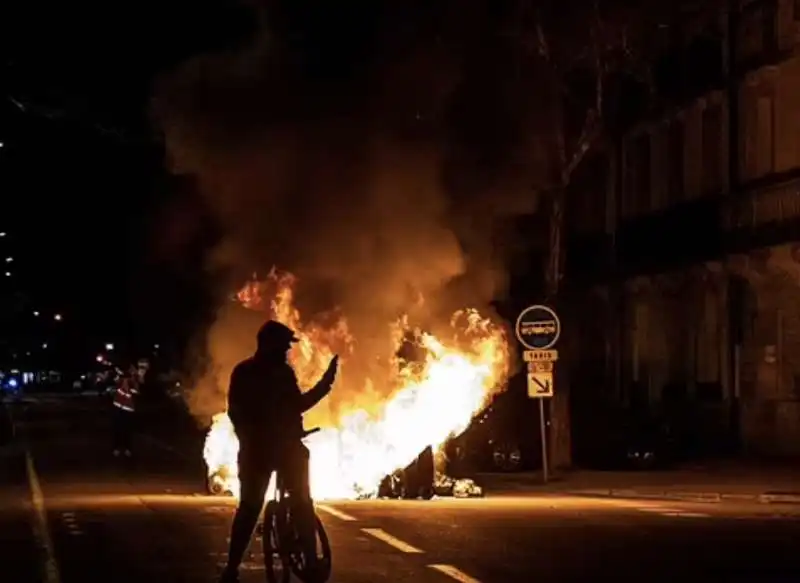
[[219, 320, 338, 583], [111, 364, 142, 457], [0, 397, 13, 445]]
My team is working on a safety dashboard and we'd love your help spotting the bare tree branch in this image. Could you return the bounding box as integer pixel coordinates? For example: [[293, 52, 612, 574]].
[[535, 22, 551, 62], [7, 95, 129, 140], [564, 117, 601, 178], [591, 0, 603, 118], [562, 0, 604, 182]]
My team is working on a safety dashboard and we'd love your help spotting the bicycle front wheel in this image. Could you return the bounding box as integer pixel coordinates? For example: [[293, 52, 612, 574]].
[[263, 501, 291, 583], [290, 513, 332, 583]]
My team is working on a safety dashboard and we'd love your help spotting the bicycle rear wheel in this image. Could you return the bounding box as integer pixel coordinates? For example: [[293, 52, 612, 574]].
[[263, 501, 291, 583], [289, 513, 332, 583]]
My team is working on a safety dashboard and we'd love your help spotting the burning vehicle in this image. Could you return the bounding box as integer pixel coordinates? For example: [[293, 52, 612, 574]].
[[376, 446, 483, 499], [201, 270, 510, 501]]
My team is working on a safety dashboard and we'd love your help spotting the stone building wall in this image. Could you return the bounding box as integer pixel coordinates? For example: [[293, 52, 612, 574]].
[[733, 245, 800, 455]]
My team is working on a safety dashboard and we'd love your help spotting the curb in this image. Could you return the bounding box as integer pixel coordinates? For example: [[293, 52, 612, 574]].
[[567, 488, 800, 505], [759, 492, 800, 504]]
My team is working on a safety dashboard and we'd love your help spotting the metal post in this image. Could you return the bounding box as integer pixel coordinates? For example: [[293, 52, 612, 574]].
[[539, 398, 549, 483], [731, 343, 742, 452], [777, 309, 783, 395]]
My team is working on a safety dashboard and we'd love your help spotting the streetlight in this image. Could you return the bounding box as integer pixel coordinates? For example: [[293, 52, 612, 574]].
[[33, 311, 39, 317], [105, 343, 114, 351], [0, 232, 5, 237], [96, 354, 104, 363], [5, 257, 12, 263], [4, 272, 10, 277], [54, 314, 62, 321], [42, 343, 47, 349]]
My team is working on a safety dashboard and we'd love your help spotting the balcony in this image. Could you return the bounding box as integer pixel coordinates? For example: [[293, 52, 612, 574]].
[[617, 197, 723, 275], [566, 232, 613, 284], [564, 178, 800, 283], [722, 176, 800, 252]]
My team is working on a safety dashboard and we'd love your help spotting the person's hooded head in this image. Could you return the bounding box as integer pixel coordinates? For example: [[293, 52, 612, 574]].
[[255, 320, 300, 361]]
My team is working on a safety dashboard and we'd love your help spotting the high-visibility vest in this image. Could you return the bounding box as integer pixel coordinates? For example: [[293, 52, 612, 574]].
[[113, 378, 138, 412]]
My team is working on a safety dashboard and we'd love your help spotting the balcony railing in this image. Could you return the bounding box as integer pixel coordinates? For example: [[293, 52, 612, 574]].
[[723, 177, 800, 230], [565, 178, 800, 282]]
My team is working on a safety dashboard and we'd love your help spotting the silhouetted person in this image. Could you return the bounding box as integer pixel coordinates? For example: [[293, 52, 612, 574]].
[[112, 365, 140, 457], [0, 398, 13, 445], [219, 320, 338, 583]]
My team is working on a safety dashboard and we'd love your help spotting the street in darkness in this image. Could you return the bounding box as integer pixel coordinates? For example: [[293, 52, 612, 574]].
[[3, 396, 800, 583]]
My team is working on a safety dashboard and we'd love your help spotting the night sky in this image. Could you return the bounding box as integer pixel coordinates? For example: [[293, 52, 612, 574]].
[[0, 1, 266, 365], [0, 0, 527, 368], [0, 0, 656, 372]]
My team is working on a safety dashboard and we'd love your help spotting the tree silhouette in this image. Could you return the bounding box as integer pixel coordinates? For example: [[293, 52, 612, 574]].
[[496, 0, 714, 467]]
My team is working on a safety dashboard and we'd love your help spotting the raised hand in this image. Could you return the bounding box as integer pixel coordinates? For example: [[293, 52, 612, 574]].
[[323, 355, 339, 385]]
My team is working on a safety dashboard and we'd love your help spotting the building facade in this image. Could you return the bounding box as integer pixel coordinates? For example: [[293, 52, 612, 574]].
[[565, 0, 800, 457]]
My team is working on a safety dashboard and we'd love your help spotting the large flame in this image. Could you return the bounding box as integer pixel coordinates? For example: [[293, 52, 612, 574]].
[[203, 269, 511, 500]]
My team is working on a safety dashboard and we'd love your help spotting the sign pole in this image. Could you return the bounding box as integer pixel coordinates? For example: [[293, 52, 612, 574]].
[[515, 304, 560, 487], [539, 397, 548, 483]]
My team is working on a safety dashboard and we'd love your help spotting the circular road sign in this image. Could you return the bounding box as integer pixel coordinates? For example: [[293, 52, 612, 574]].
[[515, 305, 561, 350]]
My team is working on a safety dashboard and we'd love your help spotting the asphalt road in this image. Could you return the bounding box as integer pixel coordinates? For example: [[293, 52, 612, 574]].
[[3, 396, 800, 583]]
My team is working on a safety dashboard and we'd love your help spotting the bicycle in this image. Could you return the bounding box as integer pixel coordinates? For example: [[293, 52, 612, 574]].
[[263, 427, 332, 583]]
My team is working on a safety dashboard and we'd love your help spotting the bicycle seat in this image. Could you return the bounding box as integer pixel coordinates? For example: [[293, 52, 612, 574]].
[[301, 427, 320, 438]]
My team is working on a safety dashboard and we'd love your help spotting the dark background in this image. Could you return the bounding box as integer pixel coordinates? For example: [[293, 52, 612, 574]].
[[0, 1, 262, 367], [0, 0, 534, 371]]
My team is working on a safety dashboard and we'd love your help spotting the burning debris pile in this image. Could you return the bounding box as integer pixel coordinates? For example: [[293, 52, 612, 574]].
[[202, 270, 510, 500], [375, 446, 484, 499]]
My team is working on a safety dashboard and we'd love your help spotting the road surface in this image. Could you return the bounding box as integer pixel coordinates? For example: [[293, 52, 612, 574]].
[[3, 395, 800, 583]]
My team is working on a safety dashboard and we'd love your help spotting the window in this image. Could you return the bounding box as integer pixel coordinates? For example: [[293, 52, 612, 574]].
[[567, 154, 606, 234], [686, 31, 723, 94], [702, 104, 723, 195], [756, 95, 774, 177], [667, 120, 685, 203], [624, 134, 651, 216], [653, 49, 683, 101], [762, 3, 777, 54], [635, 134, 651, 215], [574, 154, 608, 233], [738, 2, 777, 62]]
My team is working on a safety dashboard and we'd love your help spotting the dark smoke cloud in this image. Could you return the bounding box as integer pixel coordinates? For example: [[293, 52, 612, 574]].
[[151, 1, 535, 419]]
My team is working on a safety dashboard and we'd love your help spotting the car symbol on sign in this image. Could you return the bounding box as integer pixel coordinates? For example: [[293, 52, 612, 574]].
[[521, 320, 557, 335]]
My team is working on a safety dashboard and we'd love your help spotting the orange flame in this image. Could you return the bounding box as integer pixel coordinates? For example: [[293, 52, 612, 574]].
[[205, 269, 511, 500]]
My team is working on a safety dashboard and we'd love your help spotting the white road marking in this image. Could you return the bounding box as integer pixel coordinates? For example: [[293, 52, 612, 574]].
[[216, 561, 264, 571], [25, 450, 62, 583], [636, 506, 709, 518], [728, 514, 798, 520], [316, 504, 357, 521], [429, 564, 483, 583], [212, 551, 262, 558], [361, 528, 423, 553], [202, 506, 233, 513]]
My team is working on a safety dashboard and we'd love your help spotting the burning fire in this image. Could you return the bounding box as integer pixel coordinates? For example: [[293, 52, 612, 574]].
[[203, 270, 511, 500]]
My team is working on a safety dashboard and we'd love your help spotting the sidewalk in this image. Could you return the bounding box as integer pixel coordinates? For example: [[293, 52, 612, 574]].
[[87, 397, 800, 506], [473, 462, 800, 504]]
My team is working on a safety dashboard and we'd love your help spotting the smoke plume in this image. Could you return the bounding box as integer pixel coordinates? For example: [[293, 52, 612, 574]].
[[151, 1, 535, 423]]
